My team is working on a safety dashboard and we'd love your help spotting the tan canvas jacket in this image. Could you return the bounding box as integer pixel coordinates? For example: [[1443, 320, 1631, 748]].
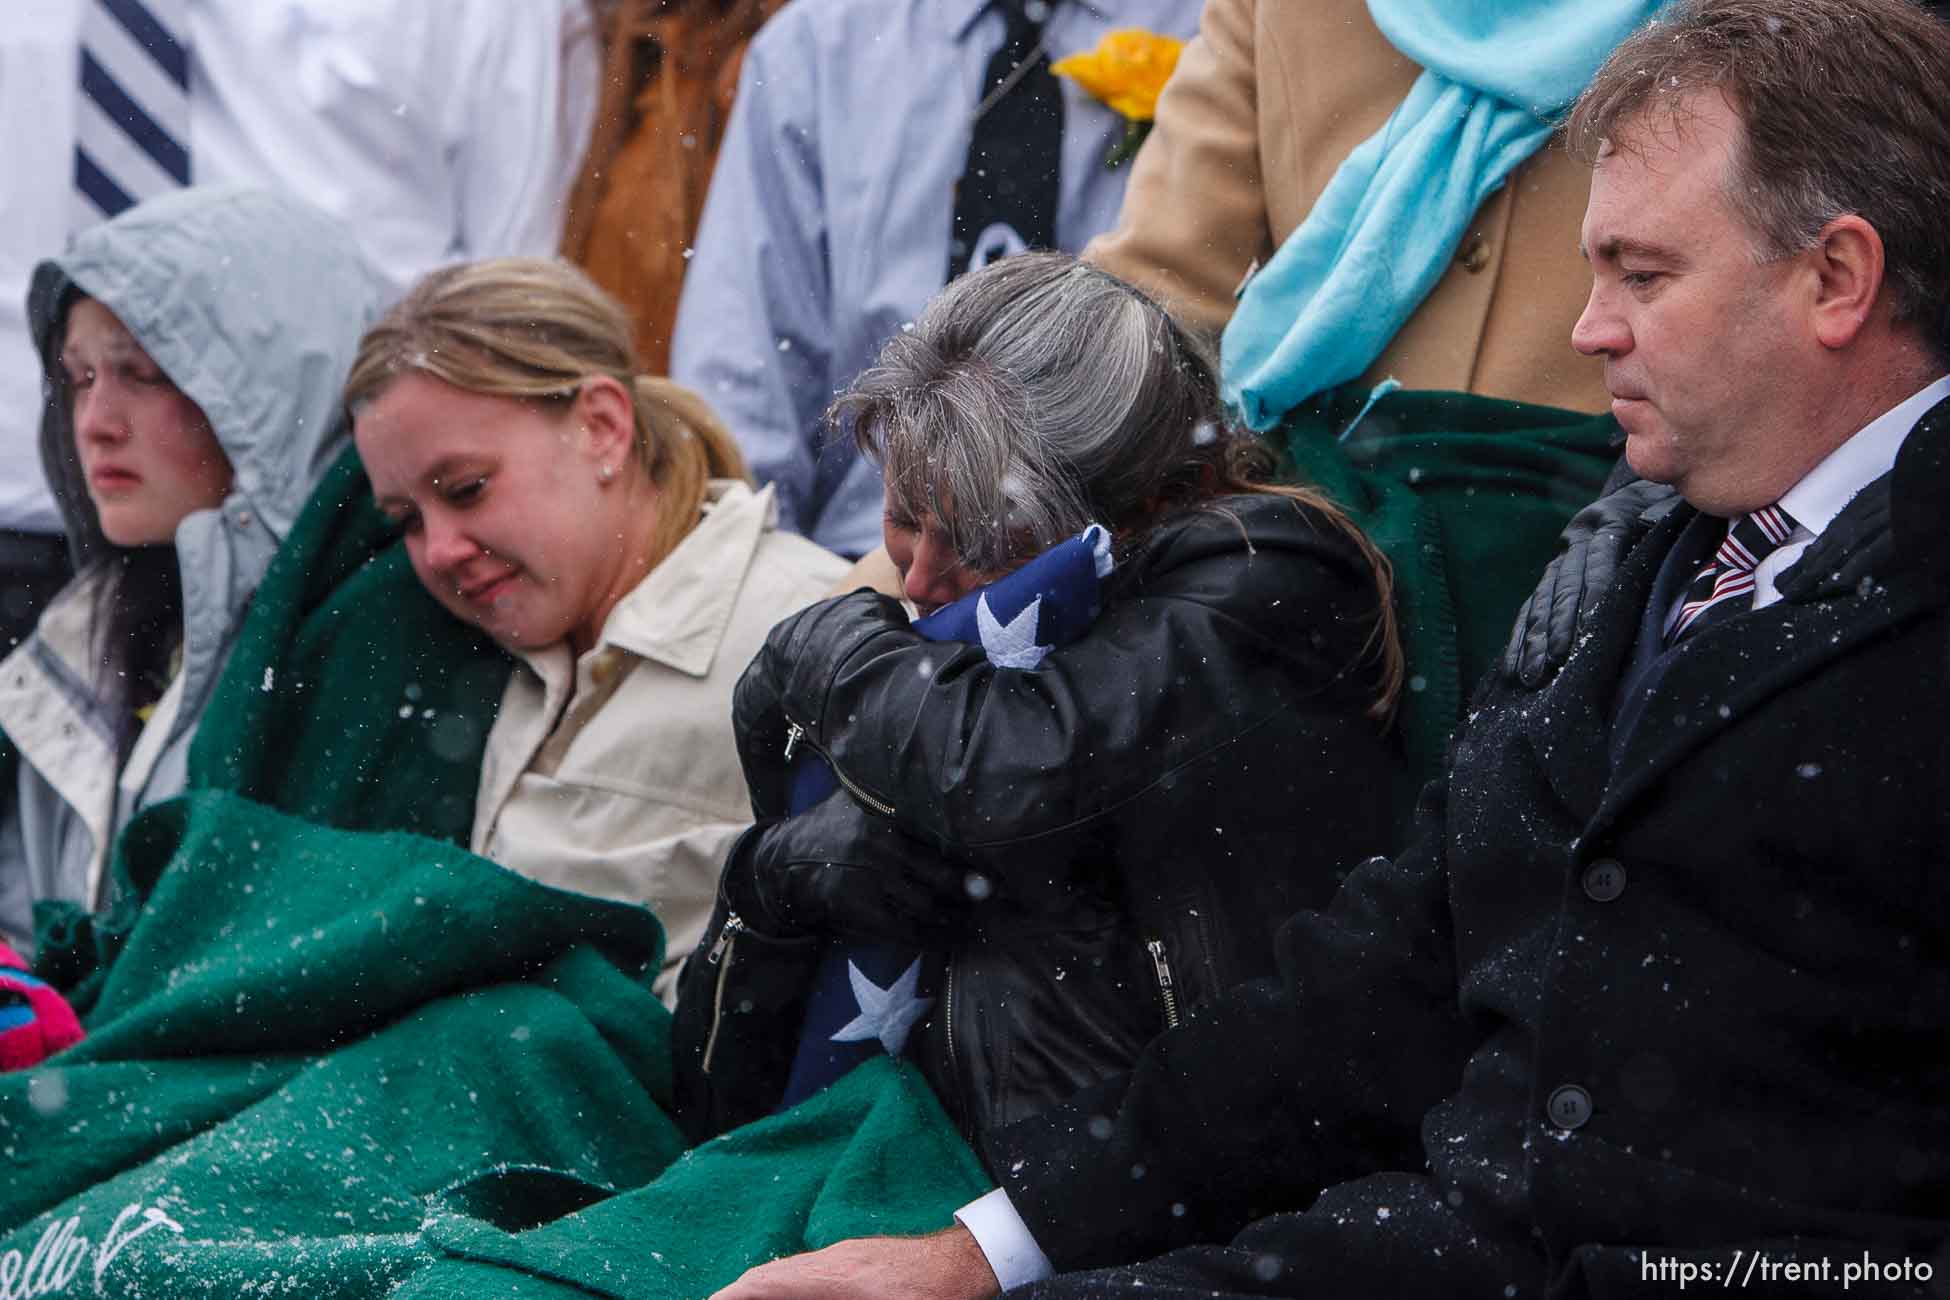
[[472, 480, 847, 1003]]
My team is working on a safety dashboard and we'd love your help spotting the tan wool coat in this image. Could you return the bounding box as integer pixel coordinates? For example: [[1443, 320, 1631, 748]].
[[1086, 0, 1609, 415]]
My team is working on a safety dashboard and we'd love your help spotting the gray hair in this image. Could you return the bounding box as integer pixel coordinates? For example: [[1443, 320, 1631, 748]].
[[836, 251, 1407, 721], [832, 252, 1225, 575]]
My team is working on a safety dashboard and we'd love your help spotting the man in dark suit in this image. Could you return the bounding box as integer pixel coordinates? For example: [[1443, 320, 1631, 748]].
[[713, 1, 1950, 1295]]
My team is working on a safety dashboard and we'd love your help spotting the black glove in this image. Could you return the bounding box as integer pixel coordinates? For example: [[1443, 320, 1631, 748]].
[[719, 790, 985, 945], [731, 589, 911, 819], [1501, 477, 1680, 688]]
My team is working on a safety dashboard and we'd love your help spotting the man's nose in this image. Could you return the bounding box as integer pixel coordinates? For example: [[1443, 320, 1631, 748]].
[[1571, 284, 1628, 357]]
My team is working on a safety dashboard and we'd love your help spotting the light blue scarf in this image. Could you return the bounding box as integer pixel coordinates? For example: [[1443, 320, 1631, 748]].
[[1219, 0, 1666, 430]]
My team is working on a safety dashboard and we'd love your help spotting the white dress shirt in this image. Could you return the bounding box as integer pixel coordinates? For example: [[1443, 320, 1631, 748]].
[[1666, 374, 1950, 629], [0, 0, 81, 533], [1, 0, 597, 534], [956, 1186, 1055, 1291]]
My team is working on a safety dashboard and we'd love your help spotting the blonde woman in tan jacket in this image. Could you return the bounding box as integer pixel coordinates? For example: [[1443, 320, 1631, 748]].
[[346, 259, 847, 1003]]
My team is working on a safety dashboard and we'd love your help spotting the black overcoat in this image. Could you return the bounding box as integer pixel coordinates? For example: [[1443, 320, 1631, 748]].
[[994, 407, 1950, 1298]]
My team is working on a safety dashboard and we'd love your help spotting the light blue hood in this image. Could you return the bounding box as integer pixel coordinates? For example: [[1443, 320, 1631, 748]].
[[26, 185, 386, 757], [0, 188, 388, 942]]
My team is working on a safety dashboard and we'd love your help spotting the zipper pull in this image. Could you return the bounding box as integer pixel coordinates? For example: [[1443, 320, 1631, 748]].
[[702, 913, 748, 1075], [1147, 938, 1182, 1029], [1145, 938, 1175, 990], [707, 913, 746, 966], [779, 717, 897, 817]]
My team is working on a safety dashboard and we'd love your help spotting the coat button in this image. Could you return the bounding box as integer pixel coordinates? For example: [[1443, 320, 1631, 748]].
[[1582, 859, 1626, 902], [1457, 232, 1490, 274], [1548, 1084, 1592, 1130]]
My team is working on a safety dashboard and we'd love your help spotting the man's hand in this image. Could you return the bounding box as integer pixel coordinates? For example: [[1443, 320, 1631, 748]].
[[711, 1225, 1001, 1300]]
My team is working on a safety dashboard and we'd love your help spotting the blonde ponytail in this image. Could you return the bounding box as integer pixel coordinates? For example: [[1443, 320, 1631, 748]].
[[631, 374, 750, 570]]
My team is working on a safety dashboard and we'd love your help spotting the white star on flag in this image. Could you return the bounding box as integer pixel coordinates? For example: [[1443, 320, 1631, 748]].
[[830, 957, 935, 1055], [976, 592, 1052, 669]]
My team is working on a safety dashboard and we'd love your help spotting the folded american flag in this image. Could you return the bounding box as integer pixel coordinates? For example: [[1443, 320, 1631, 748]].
[[776, 525, 1114, 1107]]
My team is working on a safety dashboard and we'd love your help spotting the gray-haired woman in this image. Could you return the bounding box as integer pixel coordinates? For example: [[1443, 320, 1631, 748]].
[[674, 252, 1409, 1144]]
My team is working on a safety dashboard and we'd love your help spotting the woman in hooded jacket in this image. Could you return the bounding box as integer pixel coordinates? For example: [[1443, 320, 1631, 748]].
[[0, 186, 383, 953]]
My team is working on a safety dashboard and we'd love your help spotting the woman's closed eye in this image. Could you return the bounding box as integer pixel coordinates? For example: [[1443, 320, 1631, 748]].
[[64, 363, 171, 394], [442, 475, 489, 506], [378, 475, 487, 533], [381, 503, 422, 534]]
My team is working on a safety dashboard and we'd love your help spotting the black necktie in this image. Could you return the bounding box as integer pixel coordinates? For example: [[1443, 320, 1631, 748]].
[[947, 0, 1064, 280]]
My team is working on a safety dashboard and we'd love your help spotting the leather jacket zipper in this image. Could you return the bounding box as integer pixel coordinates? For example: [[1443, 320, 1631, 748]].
[[943, 959, 960, 1082], [700, 912, 747, 1075], [781, 715, 895, 816], [1146, 938, 1182, 1029]]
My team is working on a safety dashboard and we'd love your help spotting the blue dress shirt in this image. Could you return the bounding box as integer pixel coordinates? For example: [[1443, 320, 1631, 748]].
[[670, 0, 1200, 558]]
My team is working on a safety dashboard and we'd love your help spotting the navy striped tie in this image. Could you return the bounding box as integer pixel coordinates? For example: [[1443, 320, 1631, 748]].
[[74, 0, 191, 224], [1663, 503, 1799, 644]]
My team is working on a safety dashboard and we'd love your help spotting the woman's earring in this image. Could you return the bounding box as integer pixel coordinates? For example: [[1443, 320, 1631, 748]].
[[598, 464, 616, 484]]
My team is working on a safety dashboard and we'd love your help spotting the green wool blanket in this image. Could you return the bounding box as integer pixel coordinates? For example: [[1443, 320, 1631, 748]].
[[0, 789, 682, 1295], [3, 444, 988, 1296], [0, 792, 984, 1297], [1273, 387, 1621, 786], [32, 442, 515, 1008], [396, 1056, 988, 1300]]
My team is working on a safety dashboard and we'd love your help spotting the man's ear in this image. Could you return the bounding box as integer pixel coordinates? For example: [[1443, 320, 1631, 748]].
[[1809, 214, 1886, 351], [573, 375, 638, 470]]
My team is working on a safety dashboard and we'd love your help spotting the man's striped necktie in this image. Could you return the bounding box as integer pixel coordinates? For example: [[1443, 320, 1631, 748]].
[[1664, 503, 1800, 645], [74, 0, 191, 225]]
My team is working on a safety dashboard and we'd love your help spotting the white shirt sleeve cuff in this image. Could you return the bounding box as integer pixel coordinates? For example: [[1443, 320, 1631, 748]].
[[955, 1186, 1055, 1292]]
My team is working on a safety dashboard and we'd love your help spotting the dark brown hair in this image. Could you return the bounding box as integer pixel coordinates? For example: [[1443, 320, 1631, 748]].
[[1566, 0, 1950, 362], [40, 290, 190, 763]]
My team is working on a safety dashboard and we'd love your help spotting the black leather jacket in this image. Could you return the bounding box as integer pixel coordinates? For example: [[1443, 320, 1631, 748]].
[[673, 494, 1408, 1145]]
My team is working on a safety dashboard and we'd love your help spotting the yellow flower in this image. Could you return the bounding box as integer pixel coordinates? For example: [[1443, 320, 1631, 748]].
[[1051, 28, 1185, 122]]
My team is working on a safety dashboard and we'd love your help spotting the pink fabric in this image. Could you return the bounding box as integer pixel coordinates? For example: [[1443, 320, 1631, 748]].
[[0, 942, 83, 1071]]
